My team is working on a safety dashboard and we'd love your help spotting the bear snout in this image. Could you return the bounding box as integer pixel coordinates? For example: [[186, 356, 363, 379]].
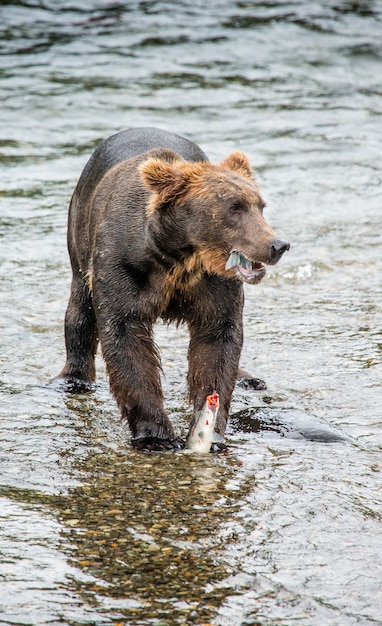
[[268, 238, 290, 264]]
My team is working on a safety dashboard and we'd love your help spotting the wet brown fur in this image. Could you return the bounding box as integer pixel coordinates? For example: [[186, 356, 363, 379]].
[[56, 130, 288, 449]]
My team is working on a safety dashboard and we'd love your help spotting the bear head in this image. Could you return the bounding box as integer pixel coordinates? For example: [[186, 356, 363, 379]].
[[140, 150, 289, 285]]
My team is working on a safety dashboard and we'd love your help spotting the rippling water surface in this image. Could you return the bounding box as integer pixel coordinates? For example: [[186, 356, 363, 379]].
[[1, 2, 382, 625]]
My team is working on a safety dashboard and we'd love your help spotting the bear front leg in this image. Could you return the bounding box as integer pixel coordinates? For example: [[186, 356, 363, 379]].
[[185, 276, 244, 438], [95, 306, 182, 451], [55, 275, 98, 390], [187, 316, 243, 438]]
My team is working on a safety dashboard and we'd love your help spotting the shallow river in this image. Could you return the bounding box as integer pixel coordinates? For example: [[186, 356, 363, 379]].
[[1, 1, 382, 625]]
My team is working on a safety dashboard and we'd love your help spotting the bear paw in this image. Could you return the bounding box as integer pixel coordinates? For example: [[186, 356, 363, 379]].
[[131, 436, 185, 452], [50, 376, 94, 394], [210, 441, 230, 454], [237, 369, 267, 391]]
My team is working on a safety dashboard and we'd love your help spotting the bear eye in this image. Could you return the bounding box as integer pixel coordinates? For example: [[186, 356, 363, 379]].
[[229, 201, 245, 213]]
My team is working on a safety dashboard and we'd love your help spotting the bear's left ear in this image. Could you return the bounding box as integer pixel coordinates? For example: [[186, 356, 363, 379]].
[[220, 151, 253, 179], [140, 157, 188, 204]]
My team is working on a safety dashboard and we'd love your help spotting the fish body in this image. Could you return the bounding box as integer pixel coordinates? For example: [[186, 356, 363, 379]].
[[225, 250, 266, 282], [186, 393, 222, 453], [225, 250, 252, 271]]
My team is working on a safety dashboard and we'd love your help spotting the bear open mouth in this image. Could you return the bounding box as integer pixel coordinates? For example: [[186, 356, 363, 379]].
[[225, 250, 266, 282]]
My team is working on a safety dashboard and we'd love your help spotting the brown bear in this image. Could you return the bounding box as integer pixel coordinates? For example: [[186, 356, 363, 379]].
[[56, 127, 289, 450]]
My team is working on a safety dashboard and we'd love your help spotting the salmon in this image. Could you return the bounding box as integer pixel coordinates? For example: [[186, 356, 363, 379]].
[[186, 393, 223, 453]]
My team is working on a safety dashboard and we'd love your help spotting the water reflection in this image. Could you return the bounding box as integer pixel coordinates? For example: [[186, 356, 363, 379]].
[[54, 436, 247, 623]]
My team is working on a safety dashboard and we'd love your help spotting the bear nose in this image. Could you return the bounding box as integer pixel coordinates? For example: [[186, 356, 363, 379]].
[[269, 238, 290, 262]]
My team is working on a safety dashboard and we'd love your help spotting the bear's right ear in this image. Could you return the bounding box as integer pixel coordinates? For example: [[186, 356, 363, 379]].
[[140, 158, 188, 210]]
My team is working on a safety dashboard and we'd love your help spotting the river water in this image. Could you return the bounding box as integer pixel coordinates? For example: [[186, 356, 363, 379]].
[[1, 1, 382, 625]]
